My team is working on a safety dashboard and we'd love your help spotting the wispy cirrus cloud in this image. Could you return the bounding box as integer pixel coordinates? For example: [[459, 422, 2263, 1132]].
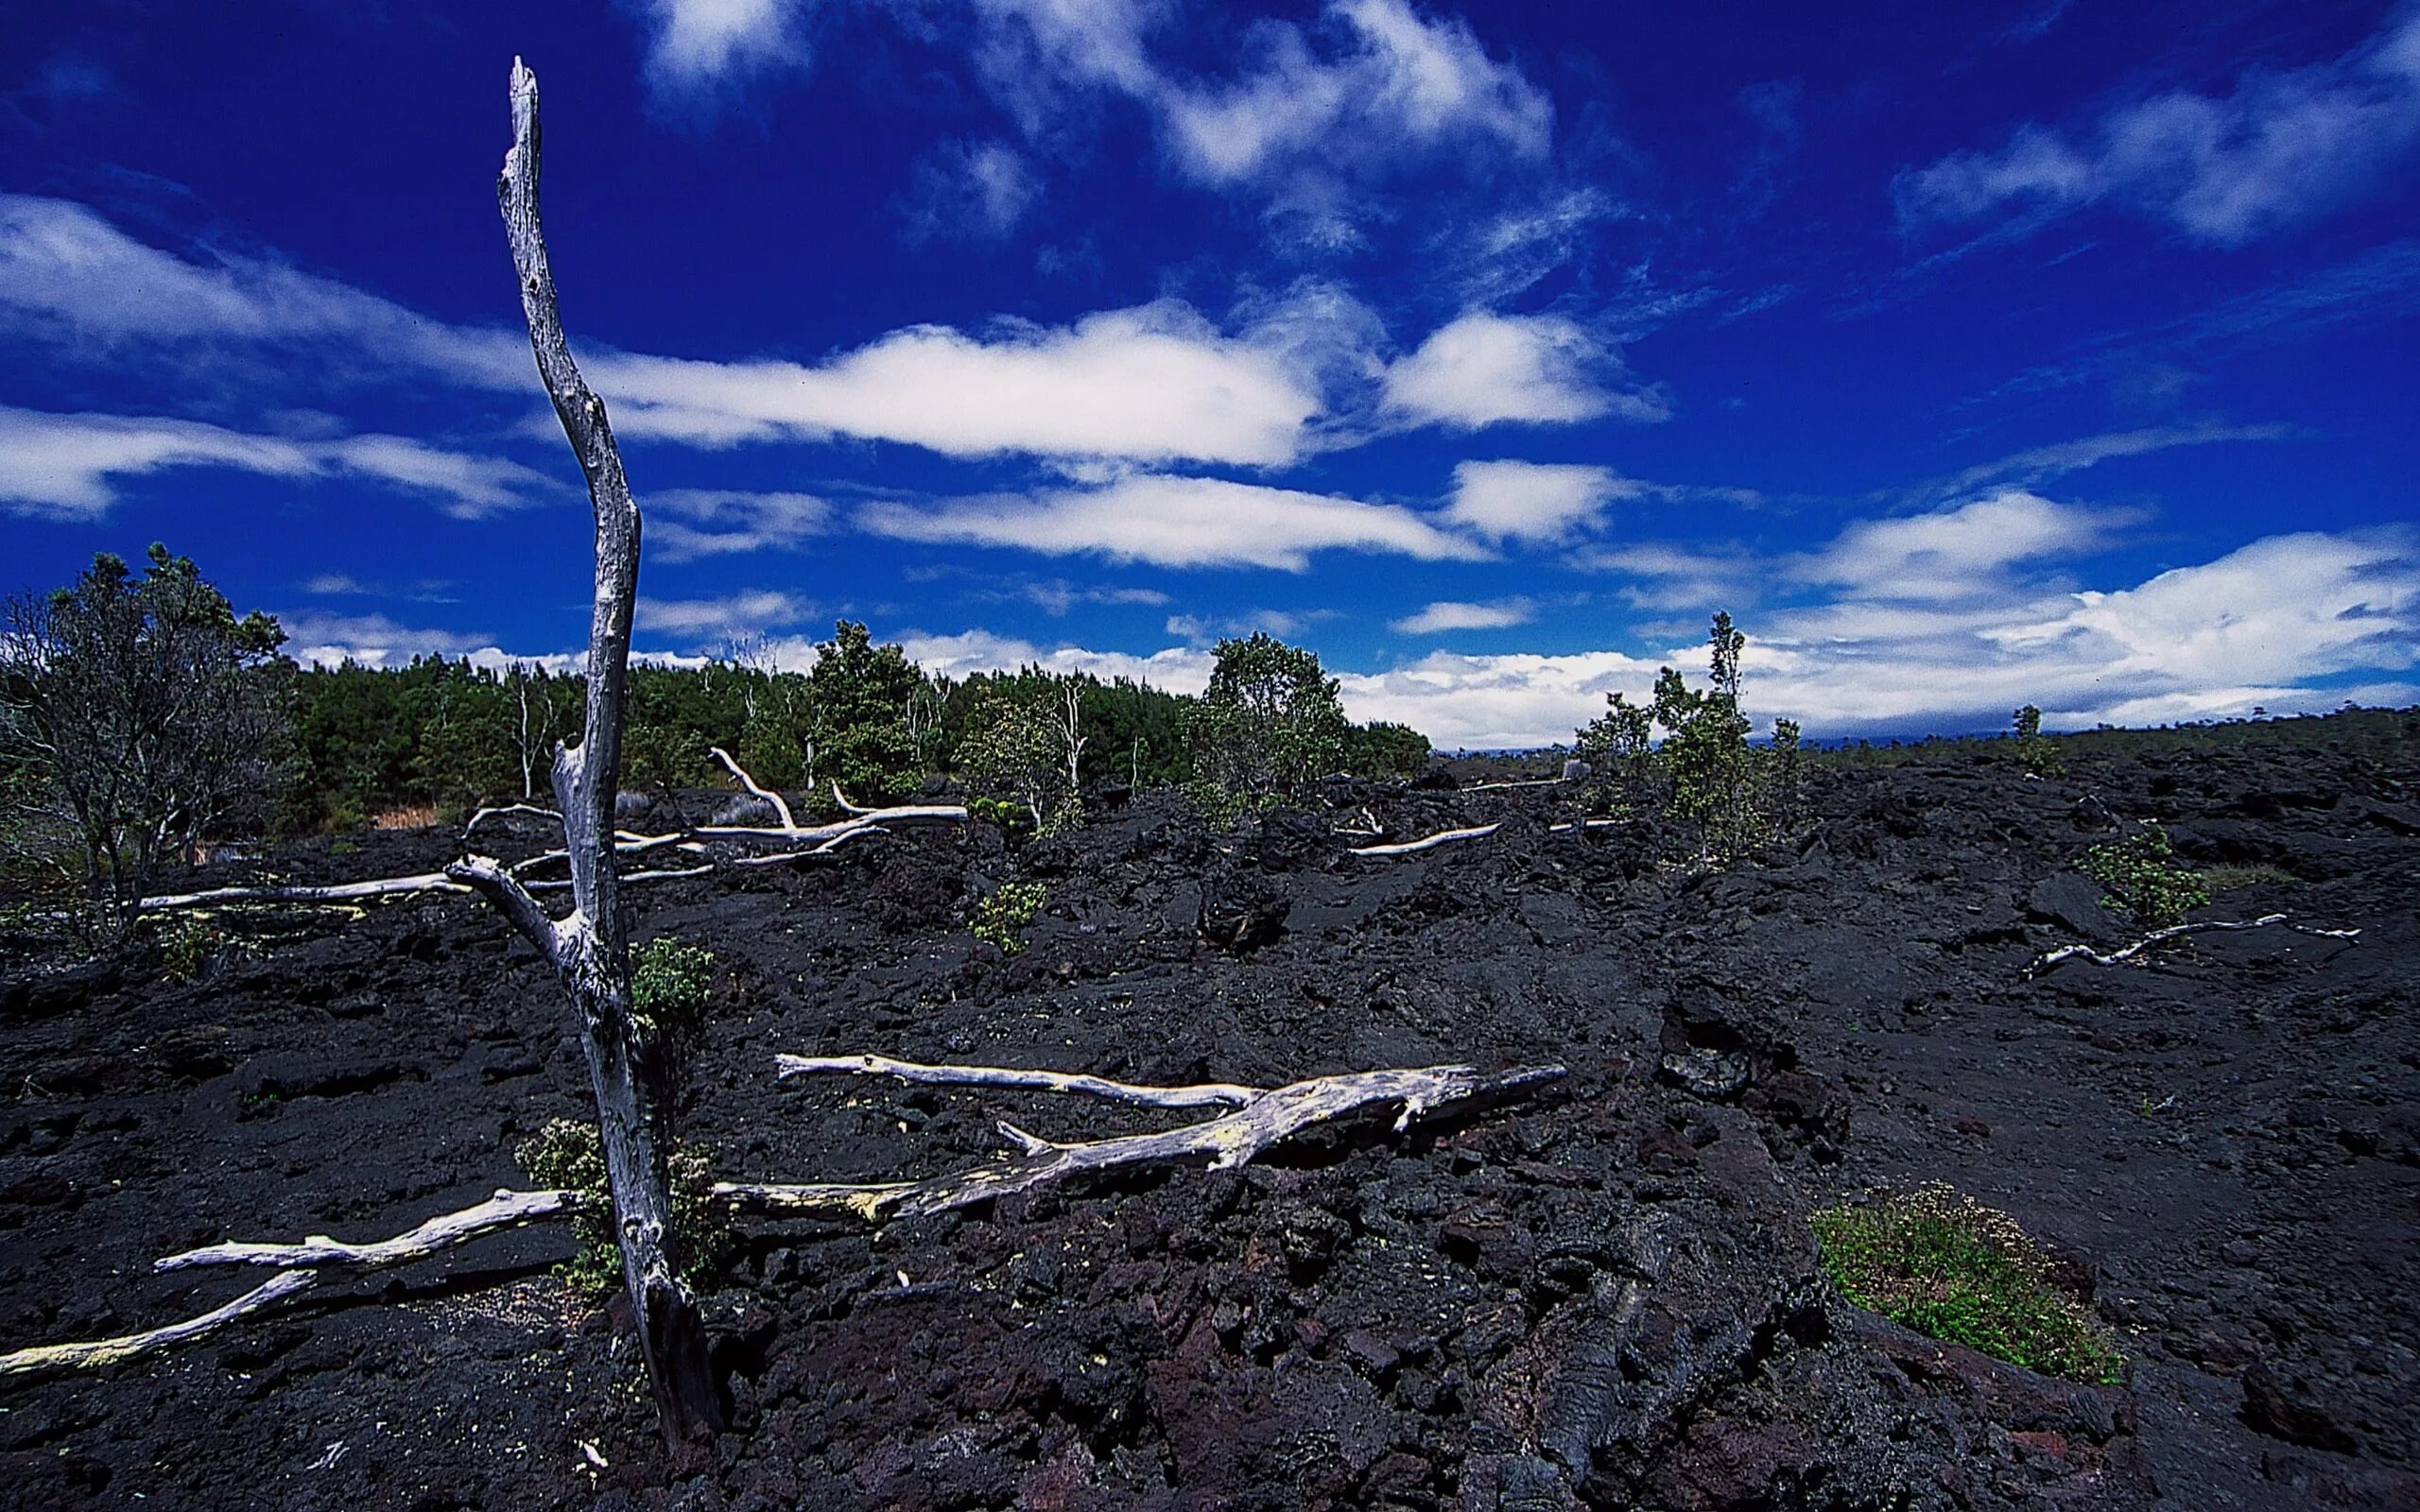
[[634, 589, 816, 639], [646, 490, 833, 562], [1916, 421, 2290, 503], [1897, 10, 2420, 245], [859, 472, 1489, 571], [0, 404, 550, 519]]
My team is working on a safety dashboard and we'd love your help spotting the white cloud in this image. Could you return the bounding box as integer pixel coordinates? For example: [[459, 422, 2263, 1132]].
[[1444, 459, 1633, 542], [1161, 0, 1550, 185], [627, 0, 810, 99], [859, 472, 1491, 571], [1791, 490, 2134, 602], [1920, 422, 2290, 503], [1383, 313, 1659, 428], [647, 490, 832, 562], [1897, 11, 2420, 244], [589, 301, 1324, 464], [1570, 542, 1755, 610], [1390, 598, 1535, 634], [273, 610, 581, 673], [633, 590, 815, 639], [0, 405, 546, 520], [903, 139, 1042, 243], [898, 627, 1214, 691], [1165, 608, 1327, 643], [0, 195, 527, 387]]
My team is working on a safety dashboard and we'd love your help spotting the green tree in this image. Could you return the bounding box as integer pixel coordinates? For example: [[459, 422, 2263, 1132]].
[[0, 545, 290, 919], [1184, 631, 1348, 816], [956, 685, 1079, 832], [805, 620, 925, 803], [1344, 719, 1430, 779]]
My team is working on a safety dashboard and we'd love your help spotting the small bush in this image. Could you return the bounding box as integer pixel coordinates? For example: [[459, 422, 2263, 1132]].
[[1812, 1183, 2124, 1384], [514, 1118, 729, 1298], [2011, 705, 2064, 776], [971, 880, 1047, 956], [158, 918, 222, 983], [631, 936, 717, 1073], [2080, 822, 2209, 929]]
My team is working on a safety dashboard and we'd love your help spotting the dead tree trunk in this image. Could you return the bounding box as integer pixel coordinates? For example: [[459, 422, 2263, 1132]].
[[443, 58, 721, 1445]]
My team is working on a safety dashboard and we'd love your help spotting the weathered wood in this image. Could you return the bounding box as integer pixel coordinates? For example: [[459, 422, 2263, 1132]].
[[0, 1272, 318, 1379], [139, 873, 466, 910], [775, 1052, 1261, 1109], [1349, 822, 1502, 857], [729, 1062, 1565, 1222], [2026, 912, 2360, 976], [155, 1188, 587, 1271], [443, 57, 720, 1445], [708, 746, 798, 832]]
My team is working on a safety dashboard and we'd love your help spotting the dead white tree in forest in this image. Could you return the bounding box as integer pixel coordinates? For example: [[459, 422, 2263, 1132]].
[[437, 59, 721, 1442], [1058, 680, 1087, 795]]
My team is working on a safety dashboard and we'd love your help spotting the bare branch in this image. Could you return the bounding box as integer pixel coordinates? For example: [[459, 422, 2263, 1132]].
[[138, 873, 466, 910], [463, 802, 563, 841], [708, 746, 796, 832], [775, 1052, 1262, 1109], [0, 1273, 317, 1380], [2026, 913, 2360, 976], [1349, 822, 1501, 857], [444, 854, 563, 961], [156, 1188, 587, 1272]]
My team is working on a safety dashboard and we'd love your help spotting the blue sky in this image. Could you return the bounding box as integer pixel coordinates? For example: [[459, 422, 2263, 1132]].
[[2, 0, 2415, 747]]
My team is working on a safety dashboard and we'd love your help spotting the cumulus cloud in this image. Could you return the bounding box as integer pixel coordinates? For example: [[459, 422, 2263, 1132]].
[[0, 405, 548, 520], [1790, 490, 2135, 602], [1390, 598, 1535, 634], [273, 610, 582, 673], [589, 301, 1325, 464], [1382, 313, 1660, 428], [1897, 10, 2420, 244], [859, 472, 1490, 571], [647, 490, 832, 562], [1443, 459, 1633, 542], [898, 627, 1214, 692], [633, 590, 816, 639], [1570, 542, 1756, 611]]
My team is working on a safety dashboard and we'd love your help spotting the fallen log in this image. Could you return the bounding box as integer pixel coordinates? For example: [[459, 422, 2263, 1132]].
[[2026, 913, 2361, 976], [1349, 822, 1501, 857], [730, 1060, 1565, 1222], [0, 1273, 318, 1380], [155, 1187, 587, 1272]]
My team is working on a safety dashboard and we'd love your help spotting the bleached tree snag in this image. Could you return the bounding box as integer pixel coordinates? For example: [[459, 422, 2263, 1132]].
[[775, 1052, 1261, 1109], [831, 781, 877, 816], [0, 1271, 319, 1380], [708, 746, 797, 832], [1349, 822, 1502, 857], [437, 58, 720, 1444], [729, 1062, 1565, 1222], [2026, 912, 2361, 977], [156, 1188, 587, 1272]]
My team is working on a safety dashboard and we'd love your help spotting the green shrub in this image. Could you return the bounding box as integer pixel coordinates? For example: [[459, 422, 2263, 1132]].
[[2012, 704, 2064, 775], [1812, 1183, 2124, 1384], [971, 880, 1047, 956], [2080, 822, 2209, 929], [631, 936, 717, 1074], [159, 918, 222, 983], [1184, 632, 1348, 817], [514, 1118, 729, 1298]]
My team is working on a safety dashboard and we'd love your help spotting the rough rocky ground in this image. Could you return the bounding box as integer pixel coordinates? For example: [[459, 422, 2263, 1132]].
[[3, 713, 2416, 1510]]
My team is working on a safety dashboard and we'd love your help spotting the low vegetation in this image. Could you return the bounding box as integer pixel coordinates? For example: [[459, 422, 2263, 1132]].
[[514, 1118, 728, 1298], [2081, 821, 2210, 929], [971, 880, 1047, 956], [1812, 1184, 2125, 1384]]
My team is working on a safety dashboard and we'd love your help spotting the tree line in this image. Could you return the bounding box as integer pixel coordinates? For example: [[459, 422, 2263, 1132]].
[[1, 546, 1431, 919]]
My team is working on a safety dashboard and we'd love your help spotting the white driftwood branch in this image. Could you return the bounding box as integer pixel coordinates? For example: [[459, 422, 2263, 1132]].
[[139, 873, 467, 910], [708, 746, 797, 832], [1463, 777, 1566, 792], [0, 1271, 319, 1380], [1349, 822, 1501, 857], [730, 1061, 1565, 1222], [831, 782, 877, 816], [692, 803, 967, 843], [156, 1188, 588, 1272], [2026, 913, 2360, 976], [775, 1052, 1262, 1109], [463, 802, 563, 840], [1547, 818, 1620, 833]]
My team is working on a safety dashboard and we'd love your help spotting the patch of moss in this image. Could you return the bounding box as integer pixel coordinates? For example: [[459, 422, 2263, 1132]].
[[1811, 1183, 2125, 1384]]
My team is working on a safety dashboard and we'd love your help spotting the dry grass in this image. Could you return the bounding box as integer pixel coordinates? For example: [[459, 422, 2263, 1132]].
[[371, 804, 441, 831]]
